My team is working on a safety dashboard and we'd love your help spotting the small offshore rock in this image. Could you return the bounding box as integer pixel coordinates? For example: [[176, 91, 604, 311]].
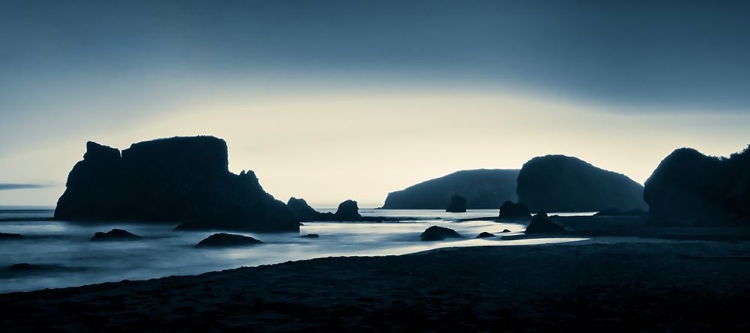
[[498, 201, 531, 219], [525, 213, 565, 234], [445, 195, 467, 213], [196, 233, 263, 248], [91, 229, 142, 241], [420, 226, 462, 241]]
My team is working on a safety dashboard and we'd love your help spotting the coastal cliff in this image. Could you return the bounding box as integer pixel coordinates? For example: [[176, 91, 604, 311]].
[[644, 146, 750, 226], [382, 169, 519, 209], [517, 155, 646, 213], [55, 136, 299, 232]]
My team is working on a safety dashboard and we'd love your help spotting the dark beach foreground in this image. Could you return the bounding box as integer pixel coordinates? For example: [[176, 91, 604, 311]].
[[1, 240, 749, 332]]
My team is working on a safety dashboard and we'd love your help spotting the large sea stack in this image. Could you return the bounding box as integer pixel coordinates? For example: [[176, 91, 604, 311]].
[[55, 136, 299, 232], [644, 146, 750, 226], [517, 155, 647, 213], [382, 169, 519, 209]]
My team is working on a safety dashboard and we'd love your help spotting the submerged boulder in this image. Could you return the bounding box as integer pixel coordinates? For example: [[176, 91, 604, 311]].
[[525, 213, 565, 234], [498, 201, 531, 219], [91, 229, 141, 241], [196, 233, 263, 248], [301, 234, 320, 238], [476, 232, 496, 238], [55, 136, 299, 232], [445, 195, 467, 213], [334, 200, 361, 220], [420, 226, 462, 241]]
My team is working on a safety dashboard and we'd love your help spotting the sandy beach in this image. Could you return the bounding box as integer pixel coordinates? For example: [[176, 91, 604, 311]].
[[2, 239, 749, 332]]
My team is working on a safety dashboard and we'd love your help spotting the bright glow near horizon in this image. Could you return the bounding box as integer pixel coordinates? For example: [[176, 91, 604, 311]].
[[3, 1, 750, 208], [1, 80, 748, 208]]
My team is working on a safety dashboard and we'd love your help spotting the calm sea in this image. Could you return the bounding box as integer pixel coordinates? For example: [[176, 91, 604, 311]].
[[0, 208, 587, 293]]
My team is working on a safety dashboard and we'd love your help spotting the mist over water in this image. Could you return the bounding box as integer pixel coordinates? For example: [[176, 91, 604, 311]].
[[0, 209, 586, 293]]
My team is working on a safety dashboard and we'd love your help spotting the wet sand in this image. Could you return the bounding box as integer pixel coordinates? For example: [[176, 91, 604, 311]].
[[1, 239, 749, 332]]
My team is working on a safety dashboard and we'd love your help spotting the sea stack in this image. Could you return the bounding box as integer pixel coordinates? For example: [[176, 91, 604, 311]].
[[55, 136, 299, 232], [445, 194, 467, 213], [644, 146, 750, 226], [517, 155, 647, 213]]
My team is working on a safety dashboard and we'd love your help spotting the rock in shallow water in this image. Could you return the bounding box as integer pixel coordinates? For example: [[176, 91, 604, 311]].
[[498, 201, 531, 219], [420, 226, 462, 241], [476, 232, 496, 238], [334, 200, 361, 220], [524, 213, 565, 234], [91, 229, 142, 241], [445, 195, 467, 213], [196, 233, 263, 248]]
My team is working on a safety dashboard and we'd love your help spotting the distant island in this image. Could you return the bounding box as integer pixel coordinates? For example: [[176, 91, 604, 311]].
[[517, 155, 647, 213], [55, 136, 299, 232], [644, 145, 750, 226], [382, 169, 519, 209]]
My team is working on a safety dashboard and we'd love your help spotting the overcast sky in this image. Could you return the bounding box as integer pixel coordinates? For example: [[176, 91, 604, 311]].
[[1, 0, 749, 207]]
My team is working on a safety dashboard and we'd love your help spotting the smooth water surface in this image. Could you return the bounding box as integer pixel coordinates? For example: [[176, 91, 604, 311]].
[[0, 209, 587, 293]]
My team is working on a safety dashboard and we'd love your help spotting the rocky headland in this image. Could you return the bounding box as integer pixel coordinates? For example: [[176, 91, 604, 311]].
[[382, 169, 519, 209]]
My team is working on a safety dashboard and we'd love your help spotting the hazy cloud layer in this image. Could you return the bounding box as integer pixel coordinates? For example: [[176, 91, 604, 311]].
[[0, 183, 51, 191], [2, 0, 749, 111]]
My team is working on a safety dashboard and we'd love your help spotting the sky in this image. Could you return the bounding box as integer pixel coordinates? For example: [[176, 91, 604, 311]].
[[1, 0, 749, 208]]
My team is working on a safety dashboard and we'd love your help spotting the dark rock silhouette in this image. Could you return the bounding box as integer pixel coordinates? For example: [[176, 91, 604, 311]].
[[287, 197, 400, 223], [644, 146, 750, 226], [502, 229, 511, 233], [301, 234, 320, 238], [196, 233, 263, 248], [517, 155, 647, 213], [445, 195, 467, 213], [55, 136, 299, 232], [0, 232, 23, 239], [91, 229, 141, 241], [334, 200, 361, 220], [383, 169, 519, 209], [498, 201, 531, 219], [525, 213, 565, 234], [288, 197, 329, 222], [476, 232, 495, 238], [420, 226, 462, 241]]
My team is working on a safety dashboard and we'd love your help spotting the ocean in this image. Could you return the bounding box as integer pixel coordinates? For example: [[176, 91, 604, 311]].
[[0, 209, 587, 293]]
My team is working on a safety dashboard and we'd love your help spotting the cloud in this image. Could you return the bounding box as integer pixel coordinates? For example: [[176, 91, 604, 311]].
[[0, 183, 53, 191], [1, 0, 749, 112]]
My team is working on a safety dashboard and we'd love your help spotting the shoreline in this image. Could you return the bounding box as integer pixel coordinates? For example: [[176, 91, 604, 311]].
[[2, 240, 749, 331]]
